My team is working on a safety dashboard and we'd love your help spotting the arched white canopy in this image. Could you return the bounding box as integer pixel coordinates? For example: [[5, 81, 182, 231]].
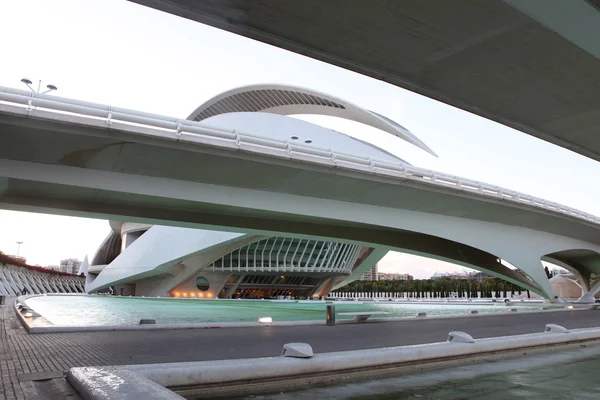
[[187, 84, 437, 157]]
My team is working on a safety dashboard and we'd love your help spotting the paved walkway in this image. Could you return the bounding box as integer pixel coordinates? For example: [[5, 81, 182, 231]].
[[2, 298, 600, 399]]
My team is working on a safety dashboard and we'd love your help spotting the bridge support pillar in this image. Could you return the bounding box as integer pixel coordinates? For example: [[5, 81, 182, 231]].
[[575, 293, 596, 304], [544, 296, 566, 304], [508, 256, 556, 301], [576, 279, 600, 304]]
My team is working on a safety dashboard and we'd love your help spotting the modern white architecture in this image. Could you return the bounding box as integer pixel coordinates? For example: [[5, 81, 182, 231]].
[[85, 85, 420, 298], [87, 222, 375, 298], [0, 257, 85, 295], [1, 84, 600, 302]]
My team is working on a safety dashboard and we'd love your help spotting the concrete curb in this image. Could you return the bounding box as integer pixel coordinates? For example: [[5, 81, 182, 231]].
[[67, 367, 183, 400], [126, 327, 600, 387], [67, 325, 600, 399], [13, 296, 29, 332]]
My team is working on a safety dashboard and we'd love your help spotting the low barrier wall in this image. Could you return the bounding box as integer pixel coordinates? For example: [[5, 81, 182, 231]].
[[67, 325, 600, 399]]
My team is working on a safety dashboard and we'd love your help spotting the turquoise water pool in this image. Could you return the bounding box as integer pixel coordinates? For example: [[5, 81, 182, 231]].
[[25, 295, 544, 326]]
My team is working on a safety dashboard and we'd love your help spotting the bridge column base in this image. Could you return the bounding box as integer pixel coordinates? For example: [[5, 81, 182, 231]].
[[575, 293, 596, 304], [544, 296, 566, 304]]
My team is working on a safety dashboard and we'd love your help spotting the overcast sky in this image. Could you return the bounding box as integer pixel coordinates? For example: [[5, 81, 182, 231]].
[[1, 0, 598, 278]]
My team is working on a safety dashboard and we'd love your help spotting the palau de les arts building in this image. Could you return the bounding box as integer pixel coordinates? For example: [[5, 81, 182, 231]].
[[85, 84, 438, 299]]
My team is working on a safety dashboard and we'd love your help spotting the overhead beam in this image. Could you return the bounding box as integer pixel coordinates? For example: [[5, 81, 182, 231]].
[[129, 0, 600, 162]]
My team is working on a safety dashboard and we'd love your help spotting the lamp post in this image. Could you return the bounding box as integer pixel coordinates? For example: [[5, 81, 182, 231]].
[[16, 241, 23, 257], [21, 78, 57, 94]]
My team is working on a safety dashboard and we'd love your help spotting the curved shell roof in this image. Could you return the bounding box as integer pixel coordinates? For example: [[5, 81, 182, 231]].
[[202, 112, 409, 165], [187, 84, 437, 157]]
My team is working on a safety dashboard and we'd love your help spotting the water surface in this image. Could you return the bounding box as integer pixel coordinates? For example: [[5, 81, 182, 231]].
[[27, 295, 542, 326], [241, 344, 600, 399]]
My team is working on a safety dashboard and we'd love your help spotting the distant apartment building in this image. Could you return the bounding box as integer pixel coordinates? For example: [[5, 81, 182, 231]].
[[59, 258, 82, 275], [360, 264, 379, 281], [471, 271, 494, 281], [431, 271, 493, 280], [377, 272, 414, 281], [431, 272, 469, 280]]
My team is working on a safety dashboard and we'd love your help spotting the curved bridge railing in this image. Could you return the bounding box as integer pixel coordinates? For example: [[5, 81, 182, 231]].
[[1, 86, 598, 225]]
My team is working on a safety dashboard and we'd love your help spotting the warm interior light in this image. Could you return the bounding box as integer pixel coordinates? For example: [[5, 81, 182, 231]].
[[206, 293, 213, 298], [566, 305, 574, 309], [258, 316, 273, 323], [23, 312, 33, 318], [198, 292, 204, 298], [173, 292, 180, 297], [182, 292, 188, 297]]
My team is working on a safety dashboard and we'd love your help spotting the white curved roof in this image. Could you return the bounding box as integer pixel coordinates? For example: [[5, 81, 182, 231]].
[[202, 112, 409, 165], [187, 84, 437, 157]]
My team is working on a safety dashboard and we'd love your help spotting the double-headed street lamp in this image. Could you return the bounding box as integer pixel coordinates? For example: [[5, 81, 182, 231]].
[[21, 78, 57, 94]]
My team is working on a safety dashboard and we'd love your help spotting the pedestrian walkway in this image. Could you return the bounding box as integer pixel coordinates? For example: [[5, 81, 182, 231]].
[[2, 297, 600, 399]]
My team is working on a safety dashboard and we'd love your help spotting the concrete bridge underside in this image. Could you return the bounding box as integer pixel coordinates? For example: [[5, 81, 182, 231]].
[[130, 0, 600, 162], [1, 109, 600, 301]]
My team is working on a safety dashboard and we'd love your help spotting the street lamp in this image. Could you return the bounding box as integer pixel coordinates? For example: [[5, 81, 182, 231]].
[[16, 241, 23, 257], [21, 78, 58, 94]]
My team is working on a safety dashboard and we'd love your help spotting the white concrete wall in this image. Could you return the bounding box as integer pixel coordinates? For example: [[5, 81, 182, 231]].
[[86, 226, 245, 293]]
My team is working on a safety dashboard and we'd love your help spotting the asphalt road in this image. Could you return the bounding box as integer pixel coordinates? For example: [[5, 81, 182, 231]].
[[31, 309, 600, 365], [137, 310, 600, 361]]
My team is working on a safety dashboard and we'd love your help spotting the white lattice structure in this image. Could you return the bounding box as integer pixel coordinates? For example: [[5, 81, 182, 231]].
[[0, 263, 85, 296], [206, 238, 361, 275]]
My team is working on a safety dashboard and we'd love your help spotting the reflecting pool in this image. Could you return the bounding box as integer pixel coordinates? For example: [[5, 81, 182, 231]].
[[26, 295, 543, 326]]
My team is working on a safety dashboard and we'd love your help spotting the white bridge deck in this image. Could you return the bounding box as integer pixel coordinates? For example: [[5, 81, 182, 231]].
[[0, 85, 597, 227]]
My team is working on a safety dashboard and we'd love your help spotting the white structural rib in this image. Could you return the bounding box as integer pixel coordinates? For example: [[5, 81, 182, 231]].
[[0, 263, 85, 295], [206, 238, 361, 275], [187, 84, 437, 157]]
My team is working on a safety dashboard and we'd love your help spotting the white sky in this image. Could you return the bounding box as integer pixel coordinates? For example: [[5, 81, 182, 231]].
[[0, 0, 598, 278]]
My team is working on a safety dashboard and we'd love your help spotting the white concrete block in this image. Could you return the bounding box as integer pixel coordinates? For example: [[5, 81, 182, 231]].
[[447, 331, 475, 343], [545, 324, 569, 333], [282, 342, 313, 358]]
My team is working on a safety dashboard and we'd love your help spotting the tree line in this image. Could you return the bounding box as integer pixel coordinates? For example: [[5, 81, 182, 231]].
[[335, 277, 529, 298]]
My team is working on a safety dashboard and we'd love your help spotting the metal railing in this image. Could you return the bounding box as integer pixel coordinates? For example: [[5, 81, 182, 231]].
[[1, 86, 598, 225]]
